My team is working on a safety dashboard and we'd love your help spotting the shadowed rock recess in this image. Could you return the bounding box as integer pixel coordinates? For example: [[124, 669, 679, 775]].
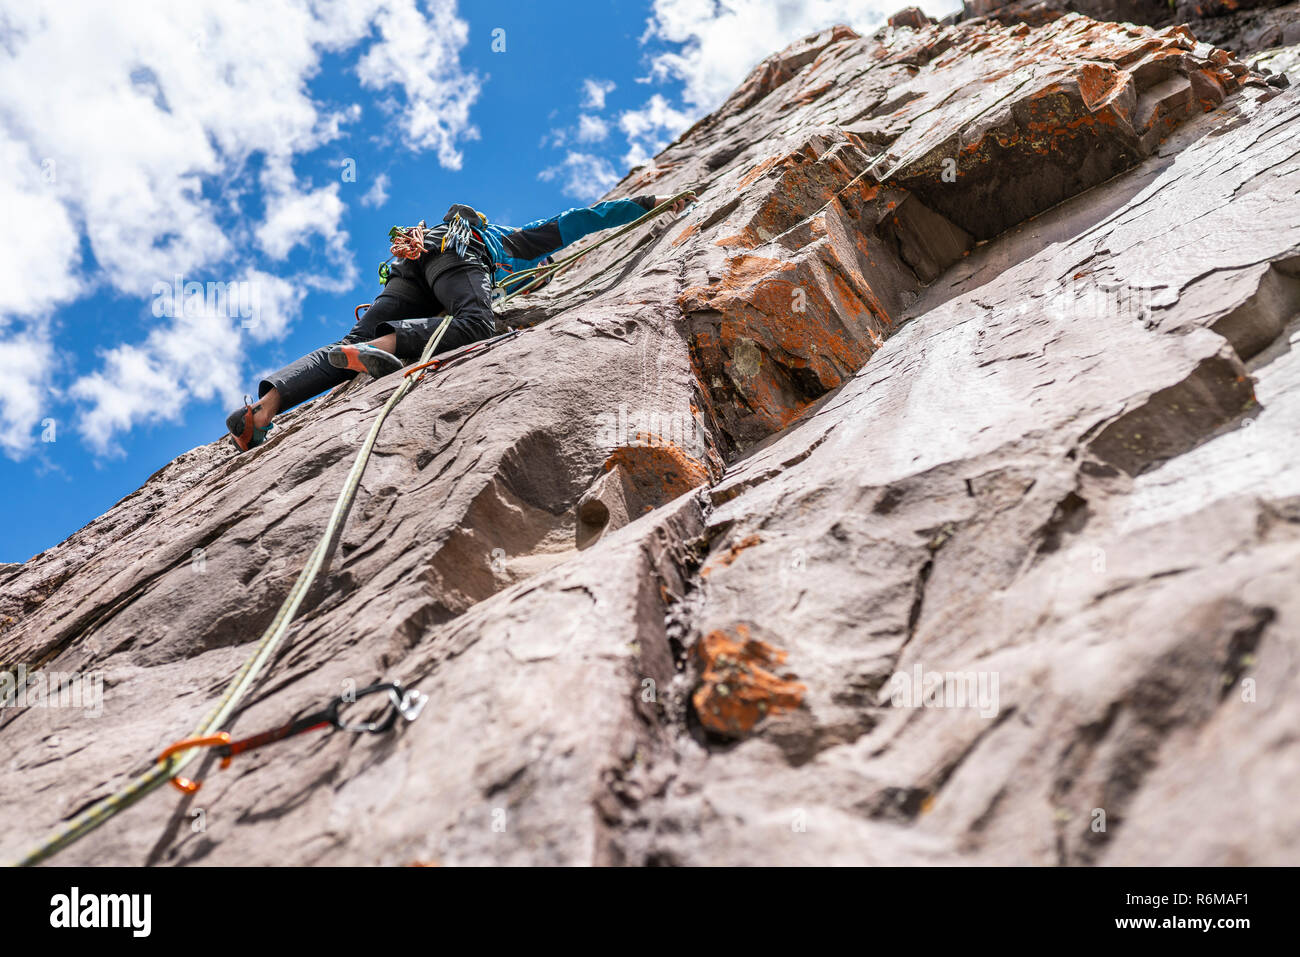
[[3, 12, 1299, 866]]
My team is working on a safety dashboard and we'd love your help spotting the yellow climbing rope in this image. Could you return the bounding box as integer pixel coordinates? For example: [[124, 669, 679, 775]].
[[12, 188, 696, 866], [494, 189, 699, 303], [12, 317, 453, 867]]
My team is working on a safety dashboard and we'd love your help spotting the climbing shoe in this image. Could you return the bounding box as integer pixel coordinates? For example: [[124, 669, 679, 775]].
[[328, 343, 404, 379], [226, 397, 273, 452]]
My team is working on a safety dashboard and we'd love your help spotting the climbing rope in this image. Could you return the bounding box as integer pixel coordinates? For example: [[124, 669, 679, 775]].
[[378, 223, 430, 284], [402, 328, 520, 380], [493, 189, 698, 305], [12, 315, 454, 867], [156, 682, 427, 783], [12, 190, 692, 866], [389, 221, 429, 261]]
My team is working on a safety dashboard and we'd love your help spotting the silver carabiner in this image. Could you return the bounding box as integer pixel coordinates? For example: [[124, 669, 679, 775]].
[[388, 685, 428, 722]]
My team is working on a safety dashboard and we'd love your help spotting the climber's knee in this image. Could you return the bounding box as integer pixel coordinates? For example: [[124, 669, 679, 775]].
[[457, 310, 495, 342], [376, 320, 437, 360]]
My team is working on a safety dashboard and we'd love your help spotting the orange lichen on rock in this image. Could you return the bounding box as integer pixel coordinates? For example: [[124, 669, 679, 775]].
[[738, 156, 780, 190], [692, 625, 805, 737], [680, 231, 887, 444], [716, 232, 757, 249], [602, 439, 710, 505], [1076, 62, 1125, 113], [700, 533, 762, 577], [672, 218, 703, 247], [714, 137, 881, 253]]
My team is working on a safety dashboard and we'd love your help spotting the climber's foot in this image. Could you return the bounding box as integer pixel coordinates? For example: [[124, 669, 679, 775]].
[[226, 399, 274, 453], [328, 343, 404, 379]]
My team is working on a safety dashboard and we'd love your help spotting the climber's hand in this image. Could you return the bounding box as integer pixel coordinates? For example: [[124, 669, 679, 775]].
[[658, 191, 696, 214]]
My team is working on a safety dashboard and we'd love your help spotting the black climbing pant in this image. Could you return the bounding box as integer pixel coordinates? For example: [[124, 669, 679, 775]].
[[259, 256, 496, 410]]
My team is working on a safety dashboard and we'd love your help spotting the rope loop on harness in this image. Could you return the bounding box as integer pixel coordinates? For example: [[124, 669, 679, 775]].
[[389, 221, 429, 261]]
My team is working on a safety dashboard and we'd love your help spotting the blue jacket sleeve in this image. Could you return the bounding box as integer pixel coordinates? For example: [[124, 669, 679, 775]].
[[500, 196, 656, 263], [553, 198, 653, 246]]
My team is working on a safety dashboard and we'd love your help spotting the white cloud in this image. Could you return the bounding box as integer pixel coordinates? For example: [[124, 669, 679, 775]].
[[623, 142, 656, 170], [576, 115, 610, 144], [643, 0, 911, 111], [618, 93, 693, 169], [241, 271, 310, 343], [0, 0, 482, 455], [71, 270, 303, 456], [0, 132, 87, 319], [257, 183, 348, 261], [0, 325, 56, 459], [71, 339, 204, 459], [361, 172, 391, 208], [619, 94, 694, 140], [354, 0, 482, 168], [538, 153, 621, 202], [581, 78, 617, 111]]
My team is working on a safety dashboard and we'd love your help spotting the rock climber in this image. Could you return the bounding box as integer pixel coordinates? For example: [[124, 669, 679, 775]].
[[226, 192, 695, 451]]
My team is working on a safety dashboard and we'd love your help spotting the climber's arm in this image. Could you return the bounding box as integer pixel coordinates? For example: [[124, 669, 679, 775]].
[[500, 194, 686, 261]]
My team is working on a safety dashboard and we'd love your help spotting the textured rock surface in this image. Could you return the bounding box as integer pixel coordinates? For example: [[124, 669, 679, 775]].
[[2, 14, 1297, 866], [965, 0, 1300, 81]]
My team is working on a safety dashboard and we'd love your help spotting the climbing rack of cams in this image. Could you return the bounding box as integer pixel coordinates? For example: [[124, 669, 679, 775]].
[[378, 190, 698, 295], [11, 187, 697, 866]]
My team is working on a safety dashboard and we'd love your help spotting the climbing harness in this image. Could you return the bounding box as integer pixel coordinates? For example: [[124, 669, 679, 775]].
[[13, 315, 454, 867], [156, 683, 427, 794], [379, 206, 490, 285], [13, 189, 694, 866], [377, 190, 699, 299]]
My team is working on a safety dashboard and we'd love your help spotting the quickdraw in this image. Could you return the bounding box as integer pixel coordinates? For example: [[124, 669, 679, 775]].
[[13, 316, 455, 867], [156, 683, 427, 794], [378, 190, 699, 299], [402, 328, 521, 380], [440, 213, 477, 258], [12, 188, 699, 866]]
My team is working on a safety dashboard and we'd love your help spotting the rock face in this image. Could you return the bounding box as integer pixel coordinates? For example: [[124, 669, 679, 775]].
[[965, 0, 1300, 80], [2, 14, 1298, 866]]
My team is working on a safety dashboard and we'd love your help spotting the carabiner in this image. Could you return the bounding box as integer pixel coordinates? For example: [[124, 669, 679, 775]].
[[153, 682, 426, 794], [155, 733, 232, 794], [326, 682, 426, 734]]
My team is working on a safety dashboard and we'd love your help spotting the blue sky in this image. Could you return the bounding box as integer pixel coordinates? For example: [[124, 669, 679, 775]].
[[0, 0, 957, 563]]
